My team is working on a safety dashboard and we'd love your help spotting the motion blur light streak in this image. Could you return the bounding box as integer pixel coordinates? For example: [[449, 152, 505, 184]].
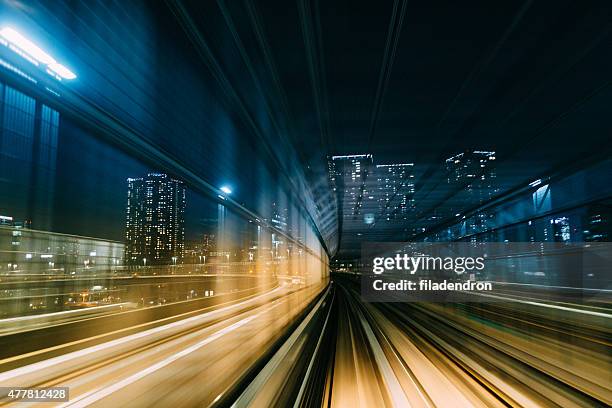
[[0, 286, 284, 379], [0, 27, 55, 64], [0, 27, 76, 79], [0, 0, 611, 407], [47, 62, 76, 80], [61, 312, 260, 406]]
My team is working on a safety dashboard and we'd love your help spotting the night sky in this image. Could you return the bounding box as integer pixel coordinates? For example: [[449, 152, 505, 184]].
[[50, 118, 217, 242], [1, 0, 610, 254]]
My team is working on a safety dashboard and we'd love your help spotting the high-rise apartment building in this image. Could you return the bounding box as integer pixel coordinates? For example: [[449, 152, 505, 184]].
[[445, 150, 498, 233], [445, 150, 498, 203], [125, 173, 186, 266], [376, 163, 415, 221], [328, 154, 376, 223]]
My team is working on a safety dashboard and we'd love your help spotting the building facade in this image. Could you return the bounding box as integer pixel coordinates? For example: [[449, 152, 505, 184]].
[[328, 154, 376, 224], [375, 163, 415, 221], [125, 173, 186, 266], [445, 150, 498, 234], [445, 150, 498, 205]]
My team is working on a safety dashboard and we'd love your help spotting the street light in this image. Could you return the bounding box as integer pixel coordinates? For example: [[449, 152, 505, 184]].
[[218, 186, 232, 200]]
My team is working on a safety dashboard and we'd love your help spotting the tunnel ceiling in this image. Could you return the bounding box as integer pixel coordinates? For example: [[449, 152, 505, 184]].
[[171, 0, 612, 259]]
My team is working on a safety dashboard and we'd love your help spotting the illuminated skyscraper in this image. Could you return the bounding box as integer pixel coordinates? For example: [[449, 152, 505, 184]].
[[376, 163, 415, 221], [271, 202, 288, 232], [327, 155, 340, 193], [445, 150, 498, 203], [446, 150, 498, 234], [328, 154, 376, 223], [583, 204, 610, 242], [125, 173, 186, 266]]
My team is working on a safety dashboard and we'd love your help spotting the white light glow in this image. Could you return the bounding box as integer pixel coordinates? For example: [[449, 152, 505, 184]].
[[0, 27, 55, 64], [0, 27, 77, 80], [220, 186, 232, 195], [332, 154, 372, 160], [48, 62, 76, 79]]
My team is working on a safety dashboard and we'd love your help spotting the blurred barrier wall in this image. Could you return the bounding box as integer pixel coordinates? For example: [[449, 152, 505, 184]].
[[0, 225, 123, 277], [0, 3, 331, 321]]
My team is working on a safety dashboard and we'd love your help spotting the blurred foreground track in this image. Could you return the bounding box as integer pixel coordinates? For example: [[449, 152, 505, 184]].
[[0, 283, 326, 407], [314, 276, 611, 408], [0, 276, 610, 407]]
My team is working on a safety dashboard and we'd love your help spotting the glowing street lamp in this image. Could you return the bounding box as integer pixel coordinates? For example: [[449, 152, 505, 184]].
[[218, 186, 232, 200]]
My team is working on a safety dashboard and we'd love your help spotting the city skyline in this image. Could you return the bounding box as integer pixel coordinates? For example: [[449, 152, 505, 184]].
[[0, 2, 610, 406]]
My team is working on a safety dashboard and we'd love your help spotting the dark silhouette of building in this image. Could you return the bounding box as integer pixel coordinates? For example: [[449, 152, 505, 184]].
[[125, 173, 185, 266]]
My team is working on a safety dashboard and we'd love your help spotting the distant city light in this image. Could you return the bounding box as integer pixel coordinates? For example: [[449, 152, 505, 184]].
[[375, 163, 414, 167], [0, 27, 77, 80], [220, 186, 232, 195], [332, 154, 372, 160]]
